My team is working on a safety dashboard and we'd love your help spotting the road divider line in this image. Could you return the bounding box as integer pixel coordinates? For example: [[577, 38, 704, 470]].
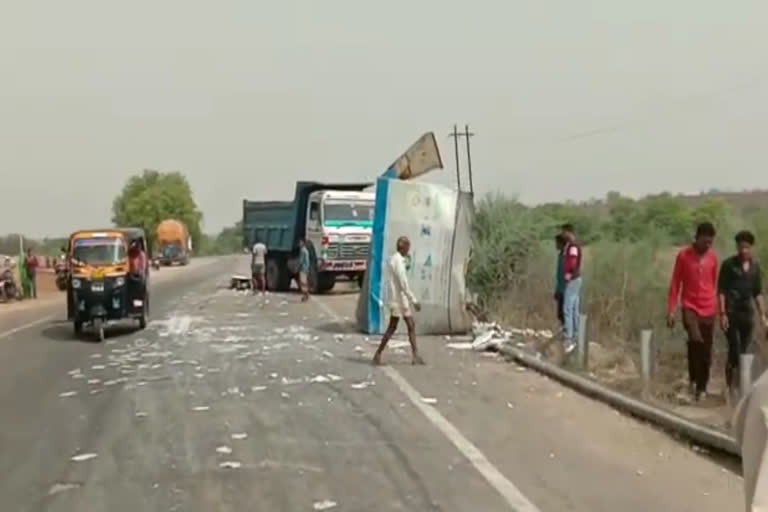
[[313, 297, 541, 512], [0, 315, 55, 341]]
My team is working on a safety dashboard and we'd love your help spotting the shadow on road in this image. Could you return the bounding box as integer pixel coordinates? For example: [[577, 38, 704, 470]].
[[315, 321, 357, 334], [42, 322, 141, 343]]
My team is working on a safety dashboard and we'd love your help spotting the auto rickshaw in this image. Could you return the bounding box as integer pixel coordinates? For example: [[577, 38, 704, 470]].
[[65, 228, 150, 341]]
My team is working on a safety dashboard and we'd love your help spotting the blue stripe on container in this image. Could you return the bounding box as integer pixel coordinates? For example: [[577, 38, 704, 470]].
[[368, 176, 390, 333]]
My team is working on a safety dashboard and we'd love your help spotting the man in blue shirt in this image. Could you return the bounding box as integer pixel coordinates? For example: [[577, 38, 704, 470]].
[[297, 239, 310, 302], [554, 234, 566, 329]]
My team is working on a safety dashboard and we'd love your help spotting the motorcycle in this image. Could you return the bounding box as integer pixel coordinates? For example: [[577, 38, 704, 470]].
[[54, 258, 68, 291], [0, 268, 19, 302]]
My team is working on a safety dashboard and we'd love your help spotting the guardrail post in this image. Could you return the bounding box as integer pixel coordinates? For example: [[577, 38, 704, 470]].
[[577, 314, 588, 370], [740, 354, 755, 397], [640, 329, 655, 394]]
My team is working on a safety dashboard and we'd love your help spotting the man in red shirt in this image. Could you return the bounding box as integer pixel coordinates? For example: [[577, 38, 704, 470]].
[[667, 222, 718, 402]]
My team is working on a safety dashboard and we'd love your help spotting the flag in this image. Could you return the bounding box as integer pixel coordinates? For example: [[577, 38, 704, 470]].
[[17, 235, 30, 297]]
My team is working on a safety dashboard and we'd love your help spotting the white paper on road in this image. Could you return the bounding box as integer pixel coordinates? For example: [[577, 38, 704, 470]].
[[356, 178, 473, 335], [732, 369, 768, 511]]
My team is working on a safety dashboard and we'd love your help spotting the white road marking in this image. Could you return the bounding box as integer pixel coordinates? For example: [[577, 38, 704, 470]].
[[0, 314, 55, 341], [313, 298, 541, 512]]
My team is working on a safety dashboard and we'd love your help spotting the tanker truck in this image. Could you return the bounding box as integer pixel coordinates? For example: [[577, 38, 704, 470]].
[[155, 219, 191, 266]]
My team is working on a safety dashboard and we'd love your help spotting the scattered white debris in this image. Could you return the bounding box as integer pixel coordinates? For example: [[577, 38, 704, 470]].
[[354, 345, 364, 353], [269, 373, 279, 379], [327, 374, 343, 382], [192, 406, 210, 412], [135, 411, 148, 418], [446, 342, 473, 351], [91, 365, 106, 370], [636, 469, 644, 476], [90, 354, 102, 359], [216, 446, 233, 455], [507, 402, 515, 409], [71, 453, 98, 462], [421, 397, 438, 405], [313, 500, 338, 511], [48, 482, 81, 495], [219, 461, 242, 469], [281, 392, 290, 399], [103, 380, 120, 387], [333, 334, 344, 341], [59, 391, 78, 398], [310, 375, 330, 384], [251, 386, 267, 392], [321, 351, 334, 359], [87, 379, 101, 385], [350, 381, 374, 390], [231, 433, 248, 440]]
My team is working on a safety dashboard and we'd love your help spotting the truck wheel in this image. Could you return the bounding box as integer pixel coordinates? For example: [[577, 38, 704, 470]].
[[266, 258, 291, 292], [312, 272, 336, 294]]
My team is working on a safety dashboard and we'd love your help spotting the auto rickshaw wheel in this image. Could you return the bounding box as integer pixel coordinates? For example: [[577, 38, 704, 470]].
[[138, 303, 148, 329], [93, 318, 105, 342], [74, 320, 83, 336]]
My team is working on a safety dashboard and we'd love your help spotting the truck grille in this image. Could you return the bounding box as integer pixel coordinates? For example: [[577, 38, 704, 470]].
[[326, 242, 369, 260]]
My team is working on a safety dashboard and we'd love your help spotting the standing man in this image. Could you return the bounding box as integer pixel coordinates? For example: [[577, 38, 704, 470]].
[[717, 230, 767, 393], [667, 222, 718, 402], [297, 239, 310, 302], [372, 236, 424, 366], [251, 238, 268, 296], [554, 234, 566, 330], [24, 248, 38, 299], [560, 224, 582, 353]]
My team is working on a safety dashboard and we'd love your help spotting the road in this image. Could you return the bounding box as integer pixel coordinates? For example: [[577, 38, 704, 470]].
[[0, 256, 744, 511]]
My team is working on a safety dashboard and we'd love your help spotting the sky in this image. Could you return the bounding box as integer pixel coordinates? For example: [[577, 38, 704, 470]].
[[2, 1, 767, 237]]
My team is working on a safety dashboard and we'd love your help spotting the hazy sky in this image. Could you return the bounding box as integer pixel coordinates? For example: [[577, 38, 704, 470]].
[[2, 1, 767, 237]]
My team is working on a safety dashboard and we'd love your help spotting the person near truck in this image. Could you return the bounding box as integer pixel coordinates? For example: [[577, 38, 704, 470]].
[[560, 224, 582, 354], [24, 248, 38, 299], [554, 234, 566, 330], [717, 230, 767, 394], [666, 221, 718, 402], [251, 238, 267, 296], [297, 239, 310, 302], [372, 236, 424, 366]]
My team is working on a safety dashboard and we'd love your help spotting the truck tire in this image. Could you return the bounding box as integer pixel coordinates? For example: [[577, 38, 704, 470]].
[[310, 270, 336, 294], [266, 257, 291, 292]]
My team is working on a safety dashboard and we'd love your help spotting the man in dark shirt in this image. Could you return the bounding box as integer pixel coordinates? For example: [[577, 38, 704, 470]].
[[717, 230, 767, 394]]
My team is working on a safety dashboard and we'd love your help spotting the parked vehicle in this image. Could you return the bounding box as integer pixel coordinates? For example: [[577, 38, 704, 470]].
[[242, 181, 374, 293], [0, 266, 19, 302], [155, 219, 191, 266], [66, 228, 150, 341]]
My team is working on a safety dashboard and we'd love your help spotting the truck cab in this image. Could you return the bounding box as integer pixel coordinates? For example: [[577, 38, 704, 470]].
[[305, 189, 374, 288]]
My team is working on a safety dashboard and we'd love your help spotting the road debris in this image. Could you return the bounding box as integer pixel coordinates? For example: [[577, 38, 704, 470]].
[[71, 452, 98, 462], [421, 397, 438, 405], [251, 386, 267, 392], [309, 375, 330, 384], [231, 433, 248, 440], [192, 406, 210, 412], [59, 391, 78, 398], [135, 411, 148, 418], [216, 445, 233, 455], [219, 461, 242, 469], [321, 351, 334, 359], [350, 381, 374, 390], [313, 500, 338, 510], [327, 374, 343, 382]]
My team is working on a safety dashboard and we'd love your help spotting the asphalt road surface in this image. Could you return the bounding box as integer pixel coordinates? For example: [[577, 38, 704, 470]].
[[0, 256, 745, 511]]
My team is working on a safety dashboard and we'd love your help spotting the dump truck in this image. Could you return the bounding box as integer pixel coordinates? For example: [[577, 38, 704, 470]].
[[242, 181, 374, 293], [155, 219, 191, 266]]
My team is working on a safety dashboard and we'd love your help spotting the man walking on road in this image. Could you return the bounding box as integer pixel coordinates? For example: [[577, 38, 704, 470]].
[[24, 248, 38, 299], [717, 230, 767, 394], [251, 238, 268, 296], [297, 239, 310, 302], [560, 224, 582, 353], [667, 222, 718, 402], [554, 234, 566, 330], [372, 236, 424, 366]]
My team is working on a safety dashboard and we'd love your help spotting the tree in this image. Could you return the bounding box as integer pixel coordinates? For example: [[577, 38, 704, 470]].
[[112, 169, 203, 252]]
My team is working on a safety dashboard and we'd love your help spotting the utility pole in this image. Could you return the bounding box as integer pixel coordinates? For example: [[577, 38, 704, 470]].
[[449, 124, 476, 194], [448, 124, 461, 190]]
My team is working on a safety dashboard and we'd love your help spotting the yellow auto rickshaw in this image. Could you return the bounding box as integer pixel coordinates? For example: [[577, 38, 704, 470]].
[[65, 228, 150, 341]]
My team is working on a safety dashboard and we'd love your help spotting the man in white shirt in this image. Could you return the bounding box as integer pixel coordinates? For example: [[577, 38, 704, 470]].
[[251, 239, 268, 295], [372, 236, 424, 366]]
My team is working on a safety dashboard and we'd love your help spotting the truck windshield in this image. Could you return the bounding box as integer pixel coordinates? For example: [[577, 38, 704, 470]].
[[323, 202, 374, 226], [72, 237, 126, 265]]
